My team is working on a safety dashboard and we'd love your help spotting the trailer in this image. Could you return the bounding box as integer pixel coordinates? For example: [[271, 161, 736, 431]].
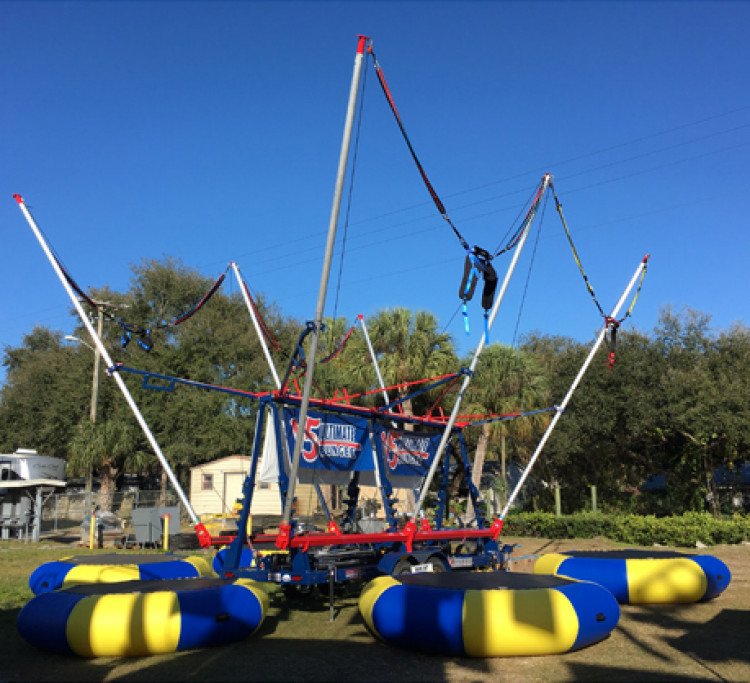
[[114, 364, 517, 591]]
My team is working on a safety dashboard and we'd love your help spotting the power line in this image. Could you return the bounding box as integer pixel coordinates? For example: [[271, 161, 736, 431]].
[[223, 117, 750, 271]]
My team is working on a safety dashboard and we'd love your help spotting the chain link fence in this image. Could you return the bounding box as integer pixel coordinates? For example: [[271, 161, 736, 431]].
[[40, 490, 181, 538]]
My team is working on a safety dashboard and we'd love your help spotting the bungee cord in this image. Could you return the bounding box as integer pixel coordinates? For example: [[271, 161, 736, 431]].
[[368, 45, 554, 341], [550, 182, 649, 368]]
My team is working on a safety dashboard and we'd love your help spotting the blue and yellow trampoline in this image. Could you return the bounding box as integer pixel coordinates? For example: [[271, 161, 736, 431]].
[[360, 571, 619, 657], [17, 577, 268, 657], [29, 553, 215, 595], [534, 550, 731, 604]]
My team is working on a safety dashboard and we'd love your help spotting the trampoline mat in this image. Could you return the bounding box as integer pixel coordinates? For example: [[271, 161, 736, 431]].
[[560, 550, 691, 560], [64, 577, 234, 596], [66, 554, 188, 565], [398, 571, 573, 590]]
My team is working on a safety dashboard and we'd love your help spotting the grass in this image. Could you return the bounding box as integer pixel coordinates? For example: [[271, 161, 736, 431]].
[[0, 536, 748, 682]]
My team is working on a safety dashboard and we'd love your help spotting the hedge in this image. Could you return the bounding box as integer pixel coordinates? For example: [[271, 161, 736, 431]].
[[502, 511, 750, 547]]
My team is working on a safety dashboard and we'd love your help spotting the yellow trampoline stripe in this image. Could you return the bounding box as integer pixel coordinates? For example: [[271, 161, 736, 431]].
[[626, 558, 707, 604], [463, 587, 578, 657], [64, 564, 141, 587], [359, 577, 399, 637], [67, 591, 181, 657], [183, 555, 215, 577], [533, 553, 569, 576], [233, 579, 270, 632]]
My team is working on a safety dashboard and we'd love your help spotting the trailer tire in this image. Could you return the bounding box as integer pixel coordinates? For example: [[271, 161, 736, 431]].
[[392, 558, 414, 576], [428, 556, 448, 573], [282, 584, 317, 600]]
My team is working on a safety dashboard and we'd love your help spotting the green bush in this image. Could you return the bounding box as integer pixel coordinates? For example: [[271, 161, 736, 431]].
[[503, 511, 750, 547]]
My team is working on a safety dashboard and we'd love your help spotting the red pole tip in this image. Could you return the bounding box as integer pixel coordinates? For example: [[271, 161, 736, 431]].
[[357, 313, 364, 320], [642, 253, 651, 263], [12, 193, 23, 204], [356, 35, 369, 54]]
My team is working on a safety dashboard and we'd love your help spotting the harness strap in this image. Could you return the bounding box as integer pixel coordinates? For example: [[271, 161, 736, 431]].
[[605, 317, 620, 370]]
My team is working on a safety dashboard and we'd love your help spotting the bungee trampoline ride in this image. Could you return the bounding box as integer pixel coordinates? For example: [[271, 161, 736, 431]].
[[12, 34, 730, 659]]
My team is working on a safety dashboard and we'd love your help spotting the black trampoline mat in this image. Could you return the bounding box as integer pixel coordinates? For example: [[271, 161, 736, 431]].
[[561, 550, 692, 560], [66, 554, 188, 565], [64, 577, 233, 596], [398, 571, 573, 590]]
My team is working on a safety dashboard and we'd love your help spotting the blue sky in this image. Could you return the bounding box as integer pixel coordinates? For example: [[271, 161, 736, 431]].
[[2, 1, 749, 386]]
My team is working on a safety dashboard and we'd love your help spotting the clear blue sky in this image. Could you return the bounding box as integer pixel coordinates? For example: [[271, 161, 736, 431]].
[[2, 1, 749, 386]]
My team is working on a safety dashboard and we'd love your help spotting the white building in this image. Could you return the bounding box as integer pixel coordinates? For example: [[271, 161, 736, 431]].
[[189, 455, 320, 518]]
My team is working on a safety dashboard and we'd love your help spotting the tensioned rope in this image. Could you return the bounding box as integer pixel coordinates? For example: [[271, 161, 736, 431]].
[[550, 182, 648, 368], [332, 46, 369, 322], [511, 190, 549, 348], [368, 46, 551, 341], [368, 46, 508, 339], [53, 250, 284, 355]]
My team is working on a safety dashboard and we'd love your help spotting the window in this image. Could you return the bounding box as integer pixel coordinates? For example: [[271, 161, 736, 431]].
[[201, 473, 214, 491]]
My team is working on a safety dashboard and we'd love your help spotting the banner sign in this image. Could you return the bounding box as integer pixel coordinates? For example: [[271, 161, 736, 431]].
[[280, 407, 444, 487], [374, 425, 442, 482], [282, 407, 374, 478]]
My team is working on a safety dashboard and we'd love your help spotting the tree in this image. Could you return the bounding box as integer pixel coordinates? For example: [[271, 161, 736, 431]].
[[366, 308, 457, 417], [0, 257, 299, 504], [520, 327, 666, 513], [463, 343, 549, 519], [67, 417, 147, 512], [652, 308, 750, 514], [0, 327, 91, 456]]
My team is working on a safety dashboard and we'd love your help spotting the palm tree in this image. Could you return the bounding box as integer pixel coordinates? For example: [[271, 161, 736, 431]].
[[68, 418, 148, 512], [359, 309, 458, 510], [463, 344, 549, 520], [366, 308, 457, 416]]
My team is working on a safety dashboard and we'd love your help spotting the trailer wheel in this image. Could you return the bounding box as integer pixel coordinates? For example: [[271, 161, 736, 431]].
[[455, 541, 478, 555], [428, 556, 448, 573], [392, 558, 414, 576], [282, 584, 317, 600]]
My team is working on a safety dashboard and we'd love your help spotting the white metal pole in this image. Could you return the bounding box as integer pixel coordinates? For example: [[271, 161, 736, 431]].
[[231, 261, 282, 389], [356, 314, 390, 495], [13, 194, 201, 526], [358, 314, 390, 406], [500, 255, 650, 519], [413, 173, 552, 516], [281, 35, 370, 527]]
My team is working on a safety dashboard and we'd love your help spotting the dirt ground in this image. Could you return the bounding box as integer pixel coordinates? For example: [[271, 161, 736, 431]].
[[1, 536, 748, 682]]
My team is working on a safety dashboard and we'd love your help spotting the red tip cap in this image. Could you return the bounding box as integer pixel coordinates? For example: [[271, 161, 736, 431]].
[[642, 253, 651, 263], [12, 194, 23, 204], [356, 35, 369, 54], [357, 313, 364, 320]]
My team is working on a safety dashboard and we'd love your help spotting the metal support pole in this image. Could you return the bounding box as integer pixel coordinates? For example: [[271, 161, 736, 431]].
[[590, 485, 598, 513], [13, 194, 201, 527], [358, 314, 390, 406], [282, 35, 369, 528], [231, 262, 281, 389], [554, 484, 562, 517], [83, 306, 104, 497], [500, 255, 650, 519], [328, 563, 336, 622], [414, 174, 552, 517], [33, 487, 42, 542]]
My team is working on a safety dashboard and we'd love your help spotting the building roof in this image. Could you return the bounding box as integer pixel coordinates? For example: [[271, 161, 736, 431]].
[[189, 454, 250, 472]]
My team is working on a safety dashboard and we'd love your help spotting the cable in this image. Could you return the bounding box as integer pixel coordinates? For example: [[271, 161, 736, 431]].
[[511, 191, 549, 347], [332, 49, 369, 321], [220, 105, 750, 266]]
